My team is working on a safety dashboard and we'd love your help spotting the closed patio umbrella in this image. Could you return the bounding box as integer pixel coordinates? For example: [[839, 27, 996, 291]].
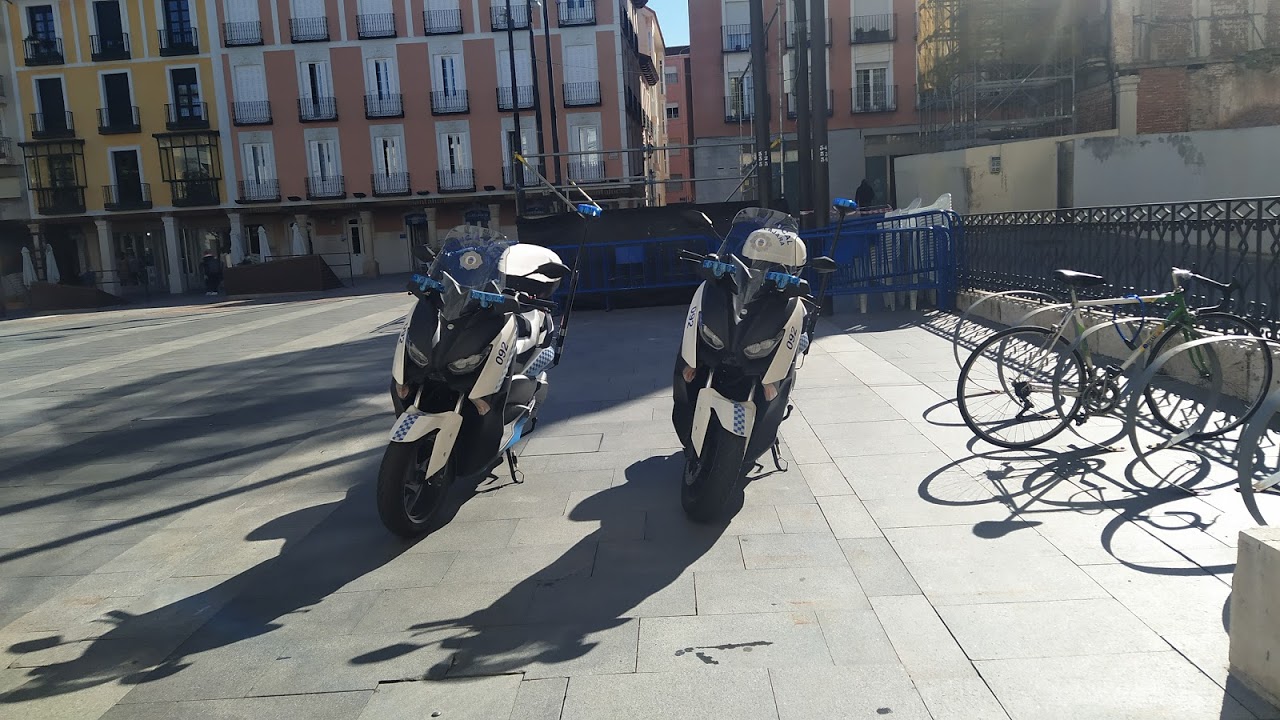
[[290, 223, 308, 257], [20, 247, 37, 287], [43, 245, 60, 284], [230, 226, 245, 266], [258, 227, 272, 261]]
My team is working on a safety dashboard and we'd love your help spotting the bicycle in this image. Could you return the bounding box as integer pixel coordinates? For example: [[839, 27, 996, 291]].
[[957, 268, 1273, 450]]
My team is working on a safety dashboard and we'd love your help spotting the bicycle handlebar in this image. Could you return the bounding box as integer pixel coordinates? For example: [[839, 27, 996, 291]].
[[1171, 267, 1236, 294]]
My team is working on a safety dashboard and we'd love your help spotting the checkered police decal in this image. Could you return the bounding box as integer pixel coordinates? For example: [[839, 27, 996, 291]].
[[733, 404, 747, 435], [392, 414, 419, 441]]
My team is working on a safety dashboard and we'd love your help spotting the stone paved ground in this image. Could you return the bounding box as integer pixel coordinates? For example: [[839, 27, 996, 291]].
[[0, 293, 1277, 719]]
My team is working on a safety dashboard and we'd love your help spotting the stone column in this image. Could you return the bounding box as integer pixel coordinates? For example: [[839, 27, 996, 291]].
[[1116, 75, 1140, 136], [227, 212, 245, 266], [94, 219, 119, 295], [162, 215, 184, 294], [425, 207, 439, 251], [358, 210, 374, 277], [487, 203, 501, 234]]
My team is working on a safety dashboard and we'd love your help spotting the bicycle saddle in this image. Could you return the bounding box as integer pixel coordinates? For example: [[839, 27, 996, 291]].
[[1053, 269, 1106, 288]]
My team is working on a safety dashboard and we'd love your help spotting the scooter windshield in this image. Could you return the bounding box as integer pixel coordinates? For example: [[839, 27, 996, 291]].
[[719, 208, 803, 309], [431, 225, 516, 292]]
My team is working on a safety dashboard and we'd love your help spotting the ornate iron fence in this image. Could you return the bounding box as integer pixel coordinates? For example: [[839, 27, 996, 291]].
[[961, 197, 1280, 338]]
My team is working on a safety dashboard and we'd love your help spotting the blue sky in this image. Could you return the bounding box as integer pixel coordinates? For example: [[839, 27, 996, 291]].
[[647, 0, 690, 46]]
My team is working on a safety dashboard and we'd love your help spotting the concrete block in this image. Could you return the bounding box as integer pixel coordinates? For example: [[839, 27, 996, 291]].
[[1230, 527, 1280, 710]]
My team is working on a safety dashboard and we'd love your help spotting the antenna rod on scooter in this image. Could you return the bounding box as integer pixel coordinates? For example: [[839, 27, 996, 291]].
[[803, 198, 857, 349], [513, 152, 601, 366]]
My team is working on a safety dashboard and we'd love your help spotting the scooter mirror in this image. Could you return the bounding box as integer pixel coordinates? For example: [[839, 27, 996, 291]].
[[809, 256, 838, 274], [681, 210, 716, 231], [412, 244, 436, 264]]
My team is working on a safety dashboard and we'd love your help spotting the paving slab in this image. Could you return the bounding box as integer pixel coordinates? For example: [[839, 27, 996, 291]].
[[838, 537, 922, 597], [509, 677, 569, 720], [693, 566, 871, 615], [738, 532, 848, 569], [937, 598, 1168, 660], [560, 668, 779, 720], [637, 611, 832, 671], [355, 675, 521, 720], [975, 651, 1255, 720], [769, 665, 931, 719]]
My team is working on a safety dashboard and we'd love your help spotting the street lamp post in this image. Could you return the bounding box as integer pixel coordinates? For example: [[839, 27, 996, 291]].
[[527, 0, 548, 190], [504, 0, 524, 216]]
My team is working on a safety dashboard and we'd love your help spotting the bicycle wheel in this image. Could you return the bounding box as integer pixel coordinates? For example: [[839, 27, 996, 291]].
[[958, 326, 1087, 449], [1143, 312, 1273, 438]]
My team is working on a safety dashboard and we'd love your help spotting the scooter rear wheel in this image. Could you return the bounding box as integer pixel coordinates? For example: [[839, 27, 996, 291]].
[[377, 436, 451, 538], [681, 422, 748, 523]]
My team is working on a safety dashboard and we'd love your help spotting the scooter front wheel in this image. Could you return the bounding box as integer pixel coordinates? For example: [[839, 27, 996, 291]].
[[376, 436, 452, 538], [681, 422, 748, 523]]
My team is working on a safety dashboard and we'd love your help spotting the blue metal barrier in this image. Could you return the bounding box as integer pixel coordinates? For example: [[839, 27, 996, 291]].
[[542, 208, 962, 310]]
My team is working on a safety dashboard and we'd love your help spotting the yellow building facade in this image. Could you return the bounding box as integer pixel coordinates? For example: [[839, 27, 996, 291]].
[[7, 0, 226, 294]]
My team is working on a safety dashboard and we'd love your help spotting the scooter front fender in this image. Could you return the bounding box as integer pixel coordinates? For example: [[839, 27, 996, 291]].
[[691, 387, 755, 456], [389, 409, 464, 478]]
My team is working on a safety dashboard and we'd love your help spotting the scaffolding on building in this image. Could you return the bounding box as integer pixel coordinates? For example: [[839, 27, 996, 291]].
[[917, 0, 1083, 151]]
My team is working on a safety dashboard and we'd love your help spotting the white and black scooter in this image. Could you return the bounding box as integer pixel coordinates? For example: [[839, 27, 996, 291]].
[[380, 199, 600, 537], [672, 200, 857, 522]]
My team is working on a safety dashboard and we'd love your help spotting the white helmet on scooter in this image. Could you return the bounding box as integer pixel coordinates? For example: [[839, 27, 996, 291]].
[[743, 227, 807, 268]]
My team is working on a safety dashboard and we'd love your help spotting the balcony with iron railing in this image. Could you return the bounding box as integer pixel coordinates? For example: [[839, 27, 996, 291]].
[[166, 102, 209, 130], [298, 96, 338, 122], [91, 33, 131, 61], [423, 8, 464, 34], [103, 183, 152, 211], [497, 85, 534, 111], [290, 16, 329, 42], [502, 163, 541, 189], [24, 37, 64, 66], [563, 81, 601, 107], [491, 4, 530, 30], [306, 175, 346, 199], [171, 178, 220, 207], [357, 13, 397, 38], [365, 93, 404, 118], [233, 100, 272, 126], [852, 85, 897, 113], [431, 90, 469, 115], [238, 178, 280, 203], [850, 14, 896, 44], [786, 19, 832, 48], [97, 105, 140, 134], [437, 168, 476, 192], [158, 27, 199, 55], [0, 137, 12, 162], [372, 172, 411, 196], [568, 159, 606, 182], [722, 24, 750, 52], [223, 20, 263, 46], [30, 111, 75, 139], [723, 95, 753, 122], [35, 187, 86, 215], [558, 0, 596, 26], [787, 90, 834, 118]]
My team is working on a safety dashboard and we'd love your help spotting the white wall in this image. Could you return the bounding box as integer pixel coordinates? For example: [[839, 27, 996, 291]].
[[1071, 126, 1280, 207]]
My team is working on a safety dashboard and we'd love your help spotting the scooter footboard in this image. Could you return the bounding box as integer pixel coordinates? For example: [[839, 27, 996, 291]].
[[691, 389, 755, 456], [390, 409, 464, 478]]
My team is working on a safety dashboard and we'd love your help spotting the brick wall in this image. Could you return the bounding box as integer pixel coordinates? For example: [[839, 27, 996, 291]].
[[1137, 67, 1190, 133], [1075, 83, 1115, 133]]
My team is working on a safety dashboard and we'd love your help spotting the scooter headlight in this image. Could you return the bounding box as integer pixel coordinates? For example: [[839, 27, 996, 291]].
[[744, 332, 783, 359], [406, 341, 430, 367], [699, 323, 725, 350], [448, 345, 491, 374]]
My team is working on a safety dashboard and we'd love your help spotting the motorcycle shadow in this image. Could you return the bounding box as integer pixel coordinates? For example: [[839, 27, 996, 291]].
[[352, 452, 738, 678]]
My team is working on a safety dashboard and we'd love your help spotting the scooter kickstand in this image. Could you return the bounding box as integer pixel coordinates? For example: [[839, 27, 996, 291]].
[[770, 440, 788, 473], [505, 450, 524, 484]]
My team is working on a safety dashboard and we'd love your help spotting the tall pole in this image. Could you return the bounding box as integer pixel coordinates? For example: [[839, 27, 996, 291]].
[[748, 0, 772, 207], [505, 0, 524, 215], [526, 3, 546, 181], [809, 0, 829, 219], [793, 0, 812, 224], [540, 0, 562, 185]]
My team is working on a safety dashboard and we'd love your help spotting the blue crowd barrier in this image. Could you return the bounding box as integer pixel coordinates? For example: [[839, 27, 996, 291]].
[[543, 208, 961, 310]]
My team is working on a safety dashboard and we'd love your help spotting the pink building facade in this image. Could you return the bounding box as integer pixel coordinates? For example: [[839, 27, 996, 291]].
[[663, 45, 694, 203], [687, 0, 920, 207], [217, 0, 653, 276]]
